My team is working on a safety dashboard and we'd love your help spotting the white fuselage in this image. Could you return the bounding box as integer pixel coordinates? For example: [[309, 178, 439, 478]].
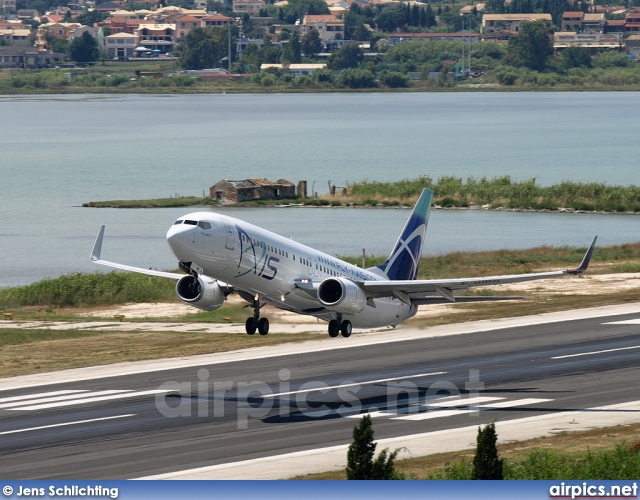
[[166, 212, 417, 328]]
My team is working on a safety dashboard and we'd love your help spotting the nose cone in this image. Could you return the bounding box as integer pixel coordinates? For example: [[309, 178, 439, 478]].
[[166, 222, 195, 262]]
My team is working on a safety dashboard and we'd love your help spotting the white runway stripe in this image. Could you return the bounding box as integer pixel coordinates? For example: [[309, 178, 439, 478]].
[[552, 344, 640, 359], [346, 396, 496, 418], [396, 398, 552, 421], [0, 390, 130, 409], [0, 390, 87, 403], [0, 414, 136, 435], [265, 372, 447, 398], [8, 389, 175, 411]]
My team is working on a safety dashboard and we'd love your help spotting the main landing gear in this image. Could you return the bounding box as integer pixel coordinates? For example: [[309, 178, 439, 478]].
[[245, 296, 269, 336], [328, 314, 352, 338]]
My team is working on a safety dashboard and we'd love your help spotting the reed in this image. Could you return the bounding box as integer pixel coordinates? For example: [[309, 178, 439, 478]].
[[346, 177, 640, 213]]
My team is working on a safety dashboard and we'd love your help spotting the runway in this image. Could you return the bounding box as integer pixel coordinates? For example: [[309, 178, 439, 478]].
[[1, 304, 640, 479]]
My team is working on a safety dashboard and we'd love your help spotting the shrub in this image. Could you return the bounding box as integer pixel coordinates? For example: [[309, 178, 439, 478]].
[[339, 68, 376, 89], [379, 70, 410, 88]]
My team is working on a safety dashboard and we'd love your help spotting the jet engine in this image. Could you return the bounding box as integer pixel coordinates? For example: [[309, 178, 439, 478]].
[[317, 277, 366, 315], [175, 275, 225, 311]]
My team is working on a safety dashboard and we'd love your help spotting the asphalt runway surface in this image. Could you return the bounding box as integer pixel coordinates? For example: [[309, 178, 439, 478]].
[[2, 307, 640, 479]]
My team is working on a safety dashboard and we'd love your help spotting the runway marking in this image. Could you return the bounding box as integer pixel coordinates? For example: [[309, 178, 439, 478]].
[[552, 345, 640, 359], [0, 390, 87, 403], [0, 390, 130, 409], [0, 414, 136, 435], [346, 397, 552, 421], [264, 372, 447, 398], [5, 390, 175, 411], [395, 398, 552, 421], [604, 319, 640, 325]]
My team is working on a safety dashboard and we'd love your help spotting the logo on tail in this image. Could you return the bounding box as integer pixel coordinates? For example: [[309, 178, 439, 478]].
[[376, 188, 433, 281]]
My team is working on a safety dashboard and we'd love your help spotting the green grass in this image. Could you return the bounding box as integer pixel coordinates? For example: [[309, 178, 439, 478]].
[[83, 196, 215, 208], [0, 272, 176, 308], [345, 176, 640, 213]]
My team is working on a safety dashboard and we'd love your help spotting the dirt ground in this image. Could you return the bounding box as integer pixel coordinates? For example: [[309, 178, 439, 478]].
[[77, 272, 640, 322]]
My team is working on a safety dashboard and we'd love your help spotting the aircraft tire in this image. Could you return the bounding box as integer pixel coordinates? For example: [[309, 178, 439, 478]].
[[340, 320, 352, 338], [328, 319, 339, 337], [245, 317, 257, 335], [258, 317, 269, 336]]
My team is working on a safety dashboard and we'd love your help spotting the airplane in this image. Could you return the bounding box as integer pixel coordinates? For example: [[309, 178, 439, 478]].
[[91, 188, 597, 338]]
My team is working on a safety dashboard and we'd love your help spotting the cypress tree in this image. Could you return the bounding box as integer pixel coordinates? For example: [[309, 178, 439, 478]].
[[472, 422, 504, 480], [346, 415, 399, 480]]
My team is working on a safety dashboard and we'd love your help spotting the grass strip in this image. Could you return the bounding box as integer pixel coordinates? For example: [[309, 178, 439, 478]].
[[295, 423, 640, 480]]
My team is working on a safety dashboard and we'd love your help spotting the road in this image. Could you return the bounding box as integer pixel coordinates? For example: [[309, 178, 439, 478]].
[[1, 305, 640, 479]]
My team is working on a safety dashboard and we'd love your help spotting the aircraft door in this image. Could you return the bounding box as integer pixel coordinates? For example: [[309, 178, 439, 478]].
[[221, 219, 235, 250]]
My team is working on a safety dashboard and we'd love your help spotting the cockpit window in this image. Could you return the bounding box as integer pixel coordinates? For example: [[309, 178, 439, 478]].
[[184, 220, 197, 225], [198, 221, 211, 230], [174, 220, 183, 225]]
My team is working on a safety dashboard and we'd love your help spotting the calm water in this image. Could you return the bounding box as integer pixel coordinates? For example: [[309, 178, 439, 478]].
[[2, 92, 640, 288]]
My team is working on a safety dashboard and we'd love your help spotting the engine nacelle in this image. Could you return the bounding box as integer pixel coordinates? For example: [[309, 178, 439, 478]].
[[175, 275, 225, 312], [317, 277, 366, 315]]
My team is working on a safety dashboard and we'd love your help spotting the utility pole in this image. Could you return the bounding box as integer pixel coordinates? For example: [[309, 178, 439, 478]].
[[228, 19, 231, 72]]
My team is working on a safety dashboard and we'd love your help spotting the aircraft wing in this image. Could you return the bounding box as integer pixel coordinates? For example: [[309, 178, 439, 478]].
[[91, 225, 185, 279], [361, 236, 597, 304]]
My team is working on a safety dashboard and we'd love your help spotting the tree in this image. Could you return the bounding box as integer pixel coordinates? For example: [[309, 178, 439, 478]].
[[375, 5, 404, 32], [562, 46, 592, 68], [327, 42, 364, 70], [505, 20, 553, 72], [472, 422, 504, 480], [281, 32, 302, 63], [74, 10, 109, 26], [69, 32, 99, 64], [177, 27, 231, 70], [50, 38, 69, 54], [346, 415, 399, 479], [301, 29, 322, 57]]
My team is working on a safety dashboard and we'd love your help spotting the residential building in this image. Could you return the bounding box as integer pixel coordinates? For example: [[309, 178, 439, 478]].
[[95, 1, 124, 13], [36, 22, 83, 49], [104, 31, 137, 58], [0, 27, 31, 46], [625, 34, 640, 58], [301, 14, 344, 41], [1, 0, 16, 12], [561, 11, 583, 32], [174, 15, 200, 41], [134, 23, 176, 54], [210, 178, 296, 203], [481, 13, 552, 34], [232, 0, 265, 15], [582, 13, 605, 33], [201, 13, 233, 27], [625, 10, 640, 34], [0, 46, 65, 68], [604, 19, 625, 33]]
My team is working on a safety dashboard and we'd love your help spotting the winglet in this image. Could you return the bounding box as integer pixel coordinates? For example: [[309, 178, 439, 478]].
[[566, 236, 597, 275], [91, 225, 106, 262]]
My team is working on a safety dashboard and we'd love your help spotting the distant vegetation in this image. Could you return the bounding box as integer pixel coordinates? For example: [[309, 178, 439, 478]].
[[346, 176, 640, 213], [0, 272, 176, 308], [83, 196, 215, 208]]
